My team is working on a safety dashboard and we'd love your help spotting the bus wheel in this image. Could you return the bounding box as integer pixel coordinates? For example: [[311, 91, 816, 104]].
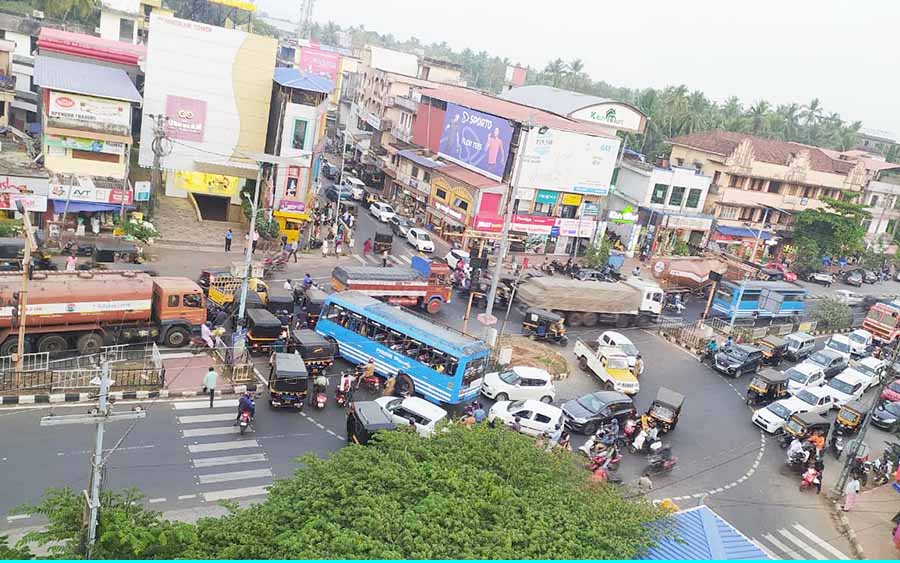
[[426, 299, 442, 315], [581, 313, 598, 327], [76, 333, 103, 355], [397, 373, 415, 397], [37, 334, 68, 354], [567, 312, 584, 327]]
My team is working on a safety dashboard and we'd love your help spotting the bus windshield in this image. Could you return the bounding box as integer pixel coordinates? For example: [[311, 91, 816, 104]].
[[867, 307, 898, 327]]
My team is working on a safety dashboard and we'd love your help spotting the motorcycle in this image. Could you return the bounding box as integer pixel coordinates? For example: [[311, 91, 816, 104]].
[[314, 386, 328, 409], [358, 371, 380, 393], [238, 406, 253, 435], [787, 446, 815, 473], [335, 388, 349, 408], [829, 433, 845, 459], [645, 446, 678, 474], [799, 467, 820, 492], [630, 428, 661, 455], [63, 240, 94, 257]]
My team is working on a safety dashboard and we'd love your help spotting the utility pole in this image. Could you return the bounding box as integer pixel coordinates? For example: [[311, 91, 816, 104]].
[[462, 238, 487, 334], [729, 207, 770, 330], [39, 361, 145, 557], [148, 114, 170, 219], [237, 164, 266, 323], [14, 200, 36, 373]]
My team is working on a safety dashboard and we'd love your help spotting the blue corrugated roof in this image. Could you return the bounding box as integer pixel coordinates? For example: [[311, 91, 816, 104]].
[[716, 225, 775, 240], [398, 149, 444, 170], [33, 56, 141, 103], [273, 68, 334, 94], [642, 506, 769, 560]]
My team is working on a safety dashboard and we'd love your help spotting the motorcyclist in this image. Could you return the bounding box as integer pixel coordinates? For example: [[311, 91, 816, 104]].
[[705, 339, 718, 362], [337, 371, 355, 404], [314, 372, 328, 395], [234, 391, 255, 425], [302, 273, 313, 290], [787, 437, 804, 460]]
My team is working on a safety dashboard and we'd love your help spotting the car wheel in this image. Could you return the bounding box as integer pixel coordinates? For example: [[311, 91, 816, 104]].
[[582, 421, 598, 435], [540, 395, 553, 404], [494, 392, 508, 402]]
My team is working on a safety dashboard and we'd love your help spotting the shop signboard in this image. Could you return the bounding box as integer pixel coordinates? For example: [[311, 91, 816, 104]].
[[48, 92, 131, 136], [557, 218, 597, 238], [433, 201, 464, 222], [49, 183, 133, 204], [535, 190, 558, 204], [298, 47, 341, 82], [280, 200, 306, 213], [438, 102, 513, 181], [519, 128, 620, 195], [511, 214, 556, 235], [134, 181, 151, 202], [174, 171, 239, 198], [609, 205, 639, 224], [514, 187, 535, 201], [45, 135, 125, 155], [164, 95, 208, 142], [582, 201, 600, 216], [560, 193, 583, 206], [472, 213, 503, 233], [0, 193, 47, 212]]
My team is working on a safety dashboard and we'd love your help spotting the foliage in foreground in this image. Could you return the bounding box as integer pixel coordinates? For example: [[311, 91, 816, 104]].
[[811, 298, 853, 331], [14, 426, 666, 559]]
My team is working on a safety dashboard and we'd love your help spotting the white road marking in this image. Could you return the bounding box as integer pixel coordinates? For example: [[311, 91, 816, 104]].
[[6, 514, 30, 522], [762, 533, 799, 559], [173, 399, 239, 410], [182, 426, 241, 437], [177, 413, 236, 424], [253, 366, 269, 386], [791, 524, 849, 559], [389, 255, 404, 265], [399, 254, 412, 264], [187, 440, 259, 453], [778, 528, 826, 559], [202, 485, 269, 502], [191, 453, 267, 468], [352, 255, 366, 265], [148, 497, 167, 504], [197, 468, 273, 484], [177, 494, 196, 500]]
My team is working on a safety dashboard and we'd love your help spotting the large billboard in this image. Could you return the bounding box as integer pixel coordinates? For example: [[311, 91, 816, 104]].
[[47, 92, 131, 137], [518, 128, 621, 196], [438, 102, 513, 181], [297, 47, 340, 82], [165, 95, 207, 142]]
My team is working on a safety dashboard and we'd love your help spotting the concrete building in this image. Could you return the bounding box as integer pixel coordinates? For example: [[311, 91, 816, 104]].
[[0, 39, 17, 128], [99, 0, 172, 44], [856, 128, 897, 157]]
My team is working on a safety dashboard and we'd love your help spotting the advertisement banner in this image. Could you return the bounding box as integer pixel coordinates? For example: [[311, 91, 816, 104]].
[[557, 218, 597, 238], [298, 47, 340, 82], [174, 171, 239, 197], [280, 200, 306, 213], [561, 193, 583, 206], [0, 175, 49, 197], [518, 128, 620, 195], [0, 193, 46, 212], [49, 184, 133, 204], [472, 213, 503, 233], [511, 214, 556, 235], [134, 181, 151, 202], [438, 102, 513, 181], [48, 92, 131, 136], [165, 95, 207, 142], [45, 135, 125, 155], [514, 187, 535, 201], [582, 201, 600, 216], [535, 190, 559, 204]]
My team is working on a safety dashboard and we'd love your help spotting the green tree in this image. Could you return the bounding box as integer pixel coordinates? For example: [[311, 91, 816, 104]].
[[583, 237, 612, 269], [542, 58, 566, 88], [790, 238, 821, 276], [187, 426, 665, 559], [0, 536, 30, 560], [793, 197, 870, 258], [811, 298, 853, 331]]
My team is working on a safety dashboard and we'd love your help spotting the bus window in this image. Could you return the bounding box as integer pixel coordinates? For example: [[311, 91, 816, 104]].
[[463, 357, 485, 384], [324, 304, 344, 321]]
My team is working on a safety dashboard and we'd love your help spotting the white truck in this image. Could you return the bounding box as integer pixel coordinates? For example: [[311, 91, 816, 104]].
[[572, 341, 640, 395], [516, 277, 664, 328]]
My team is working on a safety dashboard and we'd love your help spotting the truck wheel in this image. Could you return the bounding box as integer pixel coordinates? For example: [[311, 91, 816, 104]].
[[76, 333, 103, 355], [581, 312, 598, 327], [37, 334, 68, 354], [0, 337, 21, 357], [615, 315, 631, 328], [165, 327, 190, 348], [579, 356, 589, 371], [568, 312, 584, 327], [425, 299, 441, 315]]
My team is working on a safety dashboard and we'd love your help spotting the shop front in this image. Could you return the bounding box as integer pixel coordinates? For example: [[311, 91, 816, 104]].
[[46, 176, 133, 237], [0, 174, 50, 222], [427, 176, 472, 247], [712, 225, 774, 261], [172, 171, 241, 221]]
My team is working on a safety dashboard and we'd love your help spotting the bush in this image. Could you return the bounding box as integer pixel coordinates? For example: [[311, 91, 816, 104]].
[[583, 237, 611, 269], [240, 198, 281, 240], [811, 298, 852, 331], [673, 240, 691, 256]]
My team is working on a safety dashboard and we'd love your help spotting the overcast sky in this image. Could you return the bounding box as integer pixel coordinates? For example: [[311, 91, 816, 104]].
[[258, 0, 898, 137]]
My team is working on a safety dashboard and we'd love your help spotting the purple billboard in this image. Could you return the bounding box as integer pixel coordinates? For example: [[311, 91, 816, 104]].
[[438, 102, 513, 181]]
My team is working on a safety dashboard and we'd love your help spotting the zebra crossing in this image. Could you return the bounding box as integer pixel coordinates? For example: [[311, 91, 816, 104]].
[[174, 398, 273, 503], [751, 523, 851, 560], [350, 251, 418, 266]]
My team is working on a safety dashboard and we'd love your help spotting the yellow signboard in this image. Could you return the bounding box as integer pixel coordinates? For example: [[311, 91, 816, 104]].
[[208, 0, 257, 12], [175, 171, 239, 197], [561, 193, 583, 206]]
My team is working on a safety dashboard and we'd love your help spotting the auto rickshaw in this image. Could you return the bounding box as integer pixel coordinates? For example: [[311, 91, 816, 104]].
[[778, 412, 831, 449], [757, 335, 787, 367], [835, 398, 868, 436], [229, 287, 266, 313], [0, 238, 57, 271], [245, 308, 284, 355], [299, 286, 327, 327], [288, 329, 337, 373], [346, 400, 397, 445], [648, 387, 684, 433], [745, 368, 790, 406], [266, 286, 296, 317], [521, 307, 567, 346], [92, 241, 143, 267], [268, 352, 309, 408], [373, 230, 393, 255]]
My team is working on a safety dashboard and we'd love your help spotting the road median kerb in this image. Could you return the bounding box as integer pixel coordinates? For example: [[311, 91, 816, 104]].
[[0, 384, 262, 406]]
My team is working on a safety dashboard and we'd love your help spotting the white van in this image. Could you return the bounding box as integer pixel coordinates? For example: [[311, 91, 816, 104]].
[[823, 334, 852, 360], [847, 329, 872, 357], [342, 176, 366, 200]]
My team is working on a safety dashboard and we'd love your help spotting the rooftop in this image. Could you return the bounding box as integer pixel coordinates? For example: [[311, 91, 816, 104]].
[[437, 163, 501, 189], [273, 68, 334, 94], [34, 55, 142, 103], [641, 506, 769, 560], [37, 27, 145, 68], [398, 149, 443, 170], [0, 130, 46, 177], [500, 84, 646, 120]]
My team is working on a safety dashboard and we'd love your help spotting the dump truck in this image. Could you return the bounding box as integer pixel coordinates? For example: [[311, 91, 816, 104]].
[[331, 256, 451, 314], [515, 276, 664, 328], [0, 271, 206, 356], [650, 256, 729, 291]]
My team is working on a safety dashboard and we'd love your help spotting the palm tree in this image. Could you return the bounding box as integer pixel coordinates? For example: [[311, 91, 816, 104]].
[[565, 59, 585, 89], [748, 100, 771, 135], [543, 58, 566, 88], [801, 98, 824, 128], [775, 103, 802, 141]]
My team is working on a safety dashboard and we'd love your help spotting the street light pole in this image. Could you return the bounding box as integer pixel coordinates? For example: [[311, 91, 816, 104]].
[[237, 164, 264, 323]]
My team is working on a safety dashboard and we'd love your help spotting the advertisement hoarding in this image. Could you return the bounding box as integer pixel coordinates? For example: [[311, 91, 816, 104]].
[[438, 102, 513, 181], [0, 175, 50, 212], [174, 171, 239, 197], [45, 135, 124, 155], [49, 183, 133, 204], [518, 128, 621, 196], [48, 92, 131, 136], [165, 95, 207, 142], [297, 47, 340, 82]]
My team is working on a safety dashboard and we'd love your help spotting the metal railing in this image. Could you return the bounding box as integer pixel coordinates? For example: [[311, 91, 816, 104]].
[[0, 344, 153, 375], [0, 366, 164, 394]]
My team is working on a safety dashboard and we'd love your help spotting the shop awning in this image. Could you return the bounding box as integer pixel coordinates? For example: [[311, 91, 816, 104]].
[[52, 200, 131, 213], [715, 225, 774, 240]]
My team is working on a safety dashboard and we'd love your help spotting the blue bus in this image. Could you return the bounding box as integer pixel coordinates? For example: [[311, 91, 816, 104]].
[[315, 291, 490, 405], [712, 280, 807, 319]]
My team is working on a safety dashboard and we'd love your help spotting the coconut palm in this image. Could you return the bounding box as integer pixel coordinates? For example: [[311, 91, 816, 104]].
[[802, 98, 824, 128], [748, 100, 771, 135], [543, 58, 566, 88]]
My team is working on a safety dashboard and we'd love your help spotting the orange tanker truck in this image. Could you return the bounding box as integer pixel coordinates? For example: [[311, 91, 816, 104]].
[[0, 271, 206, 356]]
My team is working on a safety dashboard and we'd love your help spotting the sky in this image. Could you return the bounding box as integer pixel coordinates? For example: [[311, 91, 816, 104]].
[[257, 0, 899, 138]]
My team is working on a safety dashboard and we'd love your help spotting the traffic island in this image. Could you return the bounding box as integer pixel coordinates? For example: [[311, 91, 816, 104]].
[[496, 335, 568, 380]]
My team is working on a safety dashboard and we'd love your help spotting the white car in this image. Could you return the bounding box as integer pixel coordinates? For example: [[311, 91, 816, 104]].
[[823, 334, 853, 360], [597, 330, 643, 375], [847, 329, 873, 357], [370, 201, 396, 223], [444, 249, 470, 273], [785, 363, 826, 393], [373, 396, 448, 437], [834, 289, 863, 306], [481, 366, 556, 403], [834, 356, 885, 391], [488, 399, 564, 437], [406, 228, 435, 253], [823, 370, 869, 407], [752, 388, 834, 433]]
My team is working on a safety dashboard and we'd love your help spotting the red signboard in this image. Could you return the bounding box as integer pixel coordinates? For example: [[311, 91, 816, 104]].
[[298, 47, 340, 82], [472, 213, 503, 233]]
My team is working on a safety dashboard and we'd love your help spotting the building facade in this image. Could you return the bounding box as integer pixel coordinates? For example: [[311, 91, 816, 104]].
[[99, 0, 172, 44]]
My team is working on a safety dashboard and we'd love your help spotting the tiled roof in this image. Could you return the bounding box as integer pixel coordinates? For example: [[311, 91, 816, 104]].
[[436, 163, 501, 189], [642, 506, 769, 560], [34, 55, 142, 103], [669, 130, 854, 175], [37, 27, 145, 67], [273, 68, 334, 93]]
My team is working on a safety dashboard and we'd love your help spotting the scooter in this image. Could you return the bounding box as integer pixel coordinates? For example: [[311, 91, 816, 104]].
[[645, 447, 678, 474], [314, 386, 328, 409], [799, 467, 820, 492], [358, 371, 380, 393], [589, 446, 622, 472], [238, 407, 253, 435], [335, 388, 349, 408]]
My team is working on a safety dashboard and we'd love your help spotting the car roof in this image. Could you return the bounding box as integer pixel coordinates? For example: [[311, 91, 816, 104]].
[[600, 330, 632, 343], [517, 399, 562, 415], [857, 356, 882, 368], [796, 385, 830, 397], [587, 390, 632, 405], [511, 366, 551, 380], [814, 349, 843, 359], [832, 370, 867, 383], [791, 362, 824, 375], [400, 396, 447, 419], [828, 334, 851, 342], [786, 331, 814, 341], [850, 329, 871, 337]]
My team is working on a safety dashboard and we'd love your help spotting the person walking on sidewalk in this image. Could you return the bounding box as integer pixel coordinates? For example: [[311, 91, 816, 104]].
[[225, 228, 233, 252], [202, 367, 218, 408], [287, 240, 299, 263], [363, 238, 372, 257], [252, 230, 260, 254], [842, 475, 860, 511], [382, 249, 389, 268]]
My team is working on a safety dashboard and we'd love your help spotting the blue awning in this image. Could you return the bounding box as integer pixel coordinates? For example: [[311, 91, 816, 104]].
[[642, 506, 770, 560], [52, 200, 131, 213], [715, 225, 774, 240]]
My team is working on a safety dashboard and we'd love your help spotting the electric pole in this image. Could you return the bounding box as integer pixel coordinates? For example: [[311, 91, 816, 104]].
[[39, 361, 145, 557], [148, 114, 170, 219], [14, 200, 36, 374]]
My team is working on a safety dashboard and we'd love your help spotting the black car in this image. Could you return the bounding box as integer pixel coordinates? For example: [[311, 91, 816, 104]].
[[713, 344, 763, 377], [870, 401, 900, 433], [561, 391, 636, 435], [806, 349, 849, 379], [389, 216, 413, 238], [324, 185, 352, 202], [843, 270, 863, 287]]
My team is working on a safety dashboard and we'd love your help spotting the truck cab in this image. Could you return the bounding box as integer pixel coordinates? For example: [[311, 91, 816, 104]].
[[152, 278, 206, 347], [626, 278, 664, 316], [574, 340, 640, 395]]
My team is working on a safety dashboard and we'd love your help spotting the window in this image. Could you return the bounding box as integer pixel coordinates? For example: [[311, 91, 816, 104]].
[[651, 183, 668, 204], [411, 166, 420, 179], [532, 202, 553, 216], [749, 178, 763, 191], [167, 295, 180, 307], [534, 413, 552, 424], [728, 175, 744, 188], [452, 197, 469, 211], [422, 171, 431, 183], [768, 181, 782, 194], [861, 219, 872, 233], [870, 195, 880, 207], [72, 150, 119, 163], [183, 293, 202, 308], [718, 206, 739, 219], [669, 186, 686, 206], [675, 158, 684, 166], [512, 199, 527, 213], [686, 188, 702, 208], [291, 119, 308, 150], [888, 219, 897, 235], [740, 207, 755, 221], [559, 204, 577, 219], [435, 188, 447, 200], [712, 171, 721, 185], [119, 18, 135, 42]]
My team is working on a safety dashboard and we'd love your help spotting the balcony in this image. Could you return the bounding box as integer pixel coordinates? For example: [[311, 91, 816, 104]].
[[0, 73, 16, 93], [391, 124, 412, 143], [393, 96, 418, 112]]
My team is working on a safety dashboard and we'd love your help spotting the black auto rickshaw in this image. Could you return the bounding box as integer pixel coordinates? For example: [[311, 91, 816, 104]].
[[288, 329, 337, 373], [266, 286, 296, 317], [92, 241, 143, 268], [299, 286, 327, 327], [778, 412, 831, 449], [268, 352, 309, 408], [245, 308, 283, 355], [648, 387, 684, 433], [835, 398, 868, 436], [229, 287, 266, 313], [521, 307, 567, 346], [745, 368, 790, 406], [346, 400, 397, 445], [758, 335, 787, 366], [0, 237, 23, 271], [373, 230, 393, 255]]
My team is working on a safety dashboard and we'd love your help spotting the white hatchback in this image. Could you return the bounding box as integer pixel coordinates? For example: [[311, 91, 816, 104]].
[[406, 228, 435, 253], [370, 202, 396, 223], [488, 399, 564, 436], [444, 249, 470, 273], [823, 371, 869, 407], [373, 396, 448, 437], [786, 363, 826, 394], [481, 366, 556, 403]]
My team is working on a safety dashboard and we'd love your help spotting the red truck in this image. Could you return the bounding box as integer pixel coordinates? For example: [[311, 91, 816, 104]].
[[330, 256, 451, 314], [0, 271, 206, 356], [862, 301, 900, 344]]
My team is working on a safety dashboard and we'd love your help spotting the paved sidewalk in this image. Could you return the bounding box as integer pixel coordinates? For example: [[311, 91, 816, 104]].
[[843, 482, 900, 558]]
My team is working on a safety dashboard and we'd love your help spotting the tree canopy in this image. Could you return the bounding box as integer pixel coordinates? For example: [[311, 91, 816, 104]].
[[13, 425, 666, 559], [793, 196, 871, 260]]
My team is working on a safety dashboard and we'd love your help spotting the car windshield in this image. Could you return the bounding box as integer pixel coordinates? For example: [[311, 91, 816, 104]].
[[883, 402, 900, 416], [383, 205, 394, 213], [840, 409, 860, 424], [454, 252, 469, 263], [768, 402, 793, 420], [849, 361, 877, 379], [417, 233, 431, 241], [508, 400, 526, 411], [786, 368, 811, 384], [576, 394, 610, 414], [728, 347, 750, 360], [849, 332, 867, 344], [796, 390, 818, 405], [498, 370, 521, 385], [828, 378, 856, 395], [607, 356, 630, 370], [618, 343, 639, 356], [784, 418, 804, 435], [826, 339, 851, 354], [810, 351, 833, 366], [889, 382, 900, 394]]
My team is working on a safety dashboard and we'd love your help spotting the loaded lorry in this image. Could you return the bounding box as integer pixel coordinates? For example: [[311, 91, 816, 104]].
[[0, 271, 206, 356], [515, 276, 664, 328], [331, 256, 451, 314]]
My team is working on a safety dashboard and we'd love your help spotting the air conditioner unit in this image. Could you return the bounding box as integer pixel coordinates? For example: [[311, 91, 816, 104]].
[[31, 10, 44, 19]]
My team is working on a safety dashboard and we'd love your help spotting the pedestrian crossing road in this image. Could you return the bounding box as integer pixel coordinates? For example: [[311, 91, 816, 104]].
[[752, 522, 850, 560], [350, 250, 424, 267]]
